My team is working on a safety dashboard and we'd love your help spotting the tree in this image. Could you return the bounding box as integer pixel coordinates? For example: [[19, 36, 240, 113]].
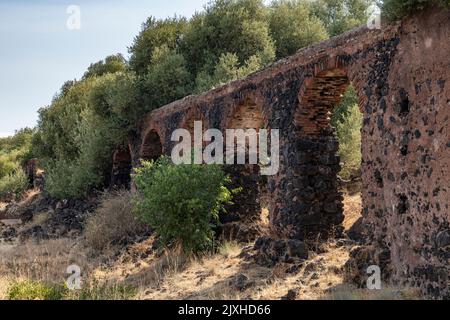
[[269, 0, 329, 59], [380, 0, 450, 20], [309, 0, 371, 37], [195, 53, 262, 93], [180, 0, 275, 77], [129, 16, 188, 74], [142, 46, 193, 109], [83, 54, 126, 79]]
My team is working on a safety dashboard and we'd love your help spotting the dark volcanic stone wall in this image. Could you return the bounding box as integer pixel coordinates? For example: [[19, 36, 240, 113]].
[[114, 8, 449, 299], [360, 10, 450, 298]]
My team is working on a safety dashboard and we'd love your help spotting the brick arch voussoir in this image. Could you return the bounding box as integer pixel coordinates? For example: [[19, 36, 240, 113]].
[[224, 90, 271, 131]]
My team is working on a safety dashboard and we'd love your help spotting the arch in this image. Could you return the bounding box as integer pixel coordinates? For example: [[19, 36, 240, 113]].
[[284, 66, 362, 240], [226, 96, 269, 163], [295, 68, 350, 136], [221, 95, 270, 242], [141, 129, 163, 161], [111, 144, 132, 188]]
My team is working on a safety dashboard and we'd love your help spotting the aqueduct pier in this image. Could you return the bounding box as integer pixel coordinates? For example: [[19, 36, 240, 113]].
[[112, 8, 449, 298]]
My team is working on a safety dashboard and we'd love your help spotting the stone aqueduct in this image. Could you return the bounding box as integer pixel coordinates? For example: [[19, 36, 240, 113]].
[[112, 9, 449, 297]]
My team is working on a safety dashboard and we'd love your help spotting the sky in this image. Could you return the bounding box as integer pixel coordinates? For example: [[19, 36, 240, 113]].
[[0, 0, 210, 137]]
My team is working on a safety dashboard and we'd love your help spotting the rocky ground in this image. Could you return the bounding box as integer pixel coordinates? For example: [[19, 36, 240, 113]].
[[0, 188, 421, 300]]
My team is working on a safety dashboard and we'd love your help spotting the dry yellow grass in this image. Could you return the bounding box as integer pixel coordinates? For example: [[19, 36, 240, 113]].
[[86, 239, 353, 300], [0, 238, 91, 284], [343, 192, 362, 231]]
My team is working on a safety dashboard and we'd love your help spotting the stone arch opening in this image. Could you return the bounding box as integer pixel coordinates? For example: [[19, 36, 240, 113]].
[[222, 97, 269, 242], [141, 129, 163, 161], [111, 144, 132, 188], [292, 68, 363, 239]]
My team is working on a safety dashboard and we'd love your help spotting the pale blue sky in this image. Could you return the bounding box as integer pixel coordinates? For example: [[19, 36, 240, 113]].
[[0, 0, 209, 137]]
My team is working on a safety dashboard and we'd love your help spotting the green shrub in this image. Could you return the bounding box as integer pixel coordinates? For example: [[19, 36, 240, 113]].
[[133, 157, 232, 253], [7, 280, 67, 300], [380, 0, 450, 20], [0, 168, 28, 199]]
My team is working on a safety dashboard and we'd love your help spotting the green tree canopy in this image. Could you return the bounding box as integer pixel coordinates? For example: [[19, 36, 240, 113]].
[[128, 16, 189, 74], [309, 0, 371, 37], [269, 0, 329, 59], [83, 54, 126, 79], [380, 0, 450, 20], [180, 0, 275, 77]]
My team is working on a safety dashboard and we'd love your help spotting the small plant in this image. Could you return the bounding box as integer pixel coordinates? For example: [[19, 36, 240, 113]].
[[7, 280, 67, 300], [133, 157, 232, 254]]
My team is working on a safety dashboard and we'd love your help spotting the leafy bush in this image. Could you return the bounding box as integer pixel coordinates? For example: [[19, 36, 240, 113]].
[[0, 168, 28, 199], [380, 0, 450, 20], [7, 280, 67, 300], [84, 191, 149, 251], [133, 157, 232, 253]]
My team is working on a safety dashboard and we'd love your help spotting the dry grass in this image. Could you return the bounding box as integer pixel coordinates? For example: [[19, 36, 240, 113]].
[[218, 241, 243, 259], [0, 276, 9, 300], [343, 192, 362, 231], [0, 238, 91, 285], [88, 239, 353, 300], [84, 191, 149, 252], [323, 285, 422, 300]]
